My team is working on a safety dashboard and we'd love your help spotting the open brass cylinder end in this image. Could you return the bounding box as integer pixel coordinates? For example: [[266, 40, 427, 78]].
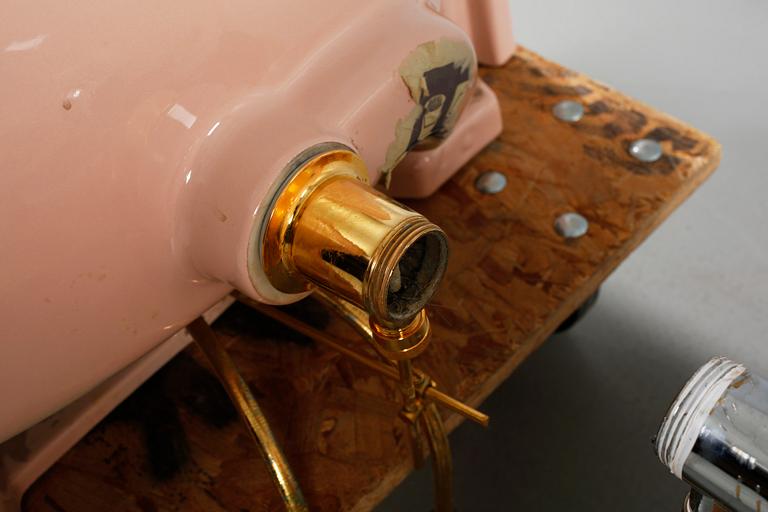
[[262, 146, 449, 327], [370, 309, 431, 361]]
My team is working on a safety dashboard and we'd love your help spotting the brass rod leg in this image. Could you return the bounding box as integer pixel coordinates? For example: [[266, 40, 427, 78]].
[[236, 294, 489, 427], [397, 360, 426, 467], [187, 317, 308, 512], [408, 417, 427, 469], [398, 360, 417, 406], [312, 290, 376, 349], [421, 403, 453, 512], [237, 294, 401, 379]]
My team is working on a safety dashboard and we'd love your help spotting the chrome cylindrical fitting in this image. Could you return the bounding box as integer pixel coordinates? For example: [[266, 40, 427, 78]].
[[656, 357, 768, 512]]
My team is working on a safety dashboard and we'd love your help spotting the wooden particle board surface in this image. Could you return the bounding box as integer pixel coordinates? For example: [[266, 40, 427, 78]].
[[23, 47, 720, 512]]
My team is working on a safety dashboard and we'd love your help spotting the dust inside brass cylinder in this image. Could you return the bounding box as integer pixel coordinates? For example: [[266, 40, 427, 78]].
[[261, 146, 448, 327]]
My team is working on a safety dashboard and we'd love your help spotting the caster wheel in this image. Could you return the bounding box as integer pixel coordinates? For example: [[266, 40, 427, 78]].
[[556, 288, 600, 333]]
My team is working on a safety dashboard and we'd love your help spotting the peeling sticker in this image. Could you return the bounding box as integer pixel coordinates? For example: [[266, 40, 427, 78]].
[[380, 38, 476, 187]]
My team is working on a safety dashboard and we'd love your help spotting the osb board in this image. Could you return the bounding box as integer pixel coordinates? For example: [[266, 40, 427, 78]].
[[23, 47, 720, 511]]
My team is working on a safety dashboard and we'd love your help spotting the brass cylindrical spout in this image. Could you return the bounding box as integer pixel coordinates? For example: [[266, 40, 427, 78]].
[[262, 146, 448, 327]]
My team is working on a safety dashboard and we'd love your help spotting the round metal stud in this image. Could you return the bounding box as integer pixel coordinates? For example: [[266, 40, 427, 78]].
[[552, 100, 584, 123], [555, 212, 589, 239], [475, 170, 507, 194], [629, 138, 663, 162]]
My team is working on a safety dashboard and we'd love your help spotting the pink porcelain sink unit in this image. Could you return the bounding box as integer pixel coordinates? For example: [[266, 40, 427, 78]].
[[0, 0, 514, 507]]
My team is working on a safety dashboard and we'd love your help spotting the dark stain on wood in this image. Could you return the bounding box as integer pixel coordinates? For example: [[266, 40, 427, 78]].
[[602, 122, 624, 139], [587, 100, 612, 115], [645, 126, 699, 152], [540, 84, 592, 96]]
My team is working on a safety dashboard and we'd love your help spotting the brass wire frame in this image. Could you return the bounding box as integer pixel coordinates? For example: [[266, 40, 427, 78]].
[[186, 317, 308, 512], [190, 293, 486, 510], [235, 292, 488, 512], [237, 292, 488, 427]]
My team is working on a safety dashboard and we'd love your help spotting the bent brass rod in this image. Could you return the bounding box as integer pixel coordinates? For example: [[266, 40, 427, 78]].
[[308, 292, 489, 426], [236, 293, 400, 380], [187, 317, 308, 512], [300, 291, 487, 427], [312, 289, 375, 344], [421, 402, 453, 512], [311, 293, 451, 509], [426, 388, 488, 427], [235, 294, 489, 427], [398, 360, 417, 406]]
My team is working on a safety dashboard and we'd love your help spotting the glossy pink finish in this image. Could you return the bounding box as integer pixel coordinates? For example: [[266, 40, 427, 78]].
[[437, 0, 517, 66], [0, 0, 511, 445]]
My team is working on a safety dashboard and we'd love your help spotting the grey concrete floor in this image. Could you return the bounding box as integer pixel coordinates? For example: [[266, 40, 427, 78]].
[[379, 0, 768, 510]]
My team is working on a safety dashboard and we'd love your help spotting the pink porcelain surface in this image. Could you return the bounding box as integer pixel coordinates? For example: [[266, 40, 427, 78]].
[[0, 0, 512, 446], [437, 0, 517, 66]]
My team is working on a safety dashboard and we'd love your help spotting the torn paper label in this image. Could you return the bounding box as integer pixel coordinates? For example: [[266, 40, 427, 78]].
[[380, 38, 476, 187]]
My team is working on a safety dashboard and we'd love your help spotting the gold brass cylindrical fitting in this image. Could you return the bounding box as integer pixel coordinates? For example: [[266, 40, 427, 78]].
[[370, 309, 431, 361], [262, 147, 448, 327]]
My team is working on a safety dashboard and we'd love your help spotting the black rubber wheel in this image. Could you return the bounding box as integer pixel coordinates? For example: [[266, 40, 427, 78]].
[[556, 288, 600, 333]]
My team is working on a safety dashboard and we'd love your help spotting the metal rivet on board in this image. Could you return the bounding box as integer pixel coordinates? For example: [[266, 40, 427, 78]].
[[629, 139, 663, 162], [552, 100, 584, 123], [475, 171, 507, 194], [555, 212, 589, 239]]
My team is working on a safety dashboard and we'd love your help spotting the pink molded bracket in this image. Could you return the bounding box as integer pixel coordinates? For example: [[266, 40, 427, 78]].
[[389, 80, 502, 198], [389, 0, 513, 198], [430, 0, 516, 66]]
